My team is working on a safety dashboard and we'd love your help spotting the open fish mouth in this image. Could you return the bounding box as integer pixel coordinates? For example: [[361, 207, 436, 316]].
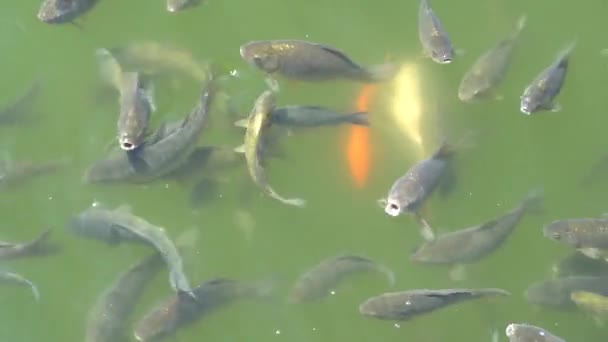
[[119, 139, 138, 151], [384, 201, 401, 217]]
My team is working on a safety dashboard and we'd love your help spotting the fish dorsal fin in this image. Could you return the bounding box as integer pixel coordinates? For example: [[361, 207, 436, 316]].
[[115, 204, 132, 213], [317, 45, 361, 69]]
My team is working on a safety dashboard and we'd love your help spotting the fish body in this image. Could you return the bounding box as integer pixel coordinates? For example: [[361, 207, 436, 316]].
[[84, 77, 215, 183], [458, 15, 527, 102], [0, 271, 40, 302], [270, 106, 369, 127], [0, 82, 41, 125], [520, 42, 575, 114], [86, 253, 164, 342], [552, 252, 608, 278], [238, 90, 305, 207], [505, 323, 565, 342], [411, 190, 541, 264], [289, 255, 395, 302], [133, 278, 273, 341], [0, 229, 53, 260], [67, 204, 192, 295], [544, 218, 608, 261], [167, 0, 200, 12], [359, 288, 509, 321], [418, 0, 454, 64], [525, 276, 608, 308], [37, 0, 97, 24], [117, 72, 154, 151]]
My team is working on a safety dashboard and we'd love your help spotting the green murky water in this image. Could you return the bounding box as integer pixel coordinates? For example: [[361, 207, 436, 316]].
[[1, 0, 607, 341]]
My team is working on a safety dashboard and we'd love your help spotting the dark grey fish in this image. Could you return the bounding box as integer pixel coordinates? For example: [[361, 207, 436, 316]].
[[0, 229, 54, 260], [171, 145, 241, 181], [239, 40, 399, 91], [86, 253, 164, 342], [458, 15, 527, 102], [525, 276, 608, 309], [289, 255, 395, 302], [133, 277, 274, 342], [411, 190, 541, 269], [418, 0, 455, 64], [117, 72, 154, 151], [0, 159, 67, 190], [520, 41, 576, 114], [268, 106, 369, 128], [505, 323, 565, 342], [37, 0, 97, 24], [359, 288, 509, 321], [0, 271, 39, 302], [543, 218, 608, 261], [67, 204, 192, 296], [83, 74, 216, 183], [0, 82, 41, 125], [552, 252, 608, 278], [167, 0, 200, 12]]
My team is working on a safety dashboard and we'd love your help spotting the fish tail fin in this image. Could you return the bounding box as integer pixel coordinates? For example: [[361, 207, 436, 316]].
[[556, 39, 577, 67], [377, 264, 396, 287], [25, 229, 56, 256], [433, 131, 476, 159], [266, 186, 306, 208], [364, 62, 401, 82], [95, 48, 123, 91], [511, 14, 527, 39], [521, 187, 544, 214], [346, 112, 370, 126]]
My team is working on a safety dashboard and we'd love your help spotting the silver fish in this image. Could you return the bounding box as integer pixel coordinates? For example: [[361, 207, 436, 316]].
[[543, 218, 608, 261], [505, 323, 565, 342], [418, 0, 455, 64], [167, 0, 200, 12], [37, 0, 97, 24]]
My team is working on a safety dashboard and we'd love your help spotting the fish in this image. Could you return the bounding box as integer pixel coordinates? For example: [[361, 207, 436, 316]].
[[552, 252, 608, 278], [0, 159, 67, 190], [347, 84, 377, 188], [520, 41, 576, 114], [410, 189, 542, 280], [418, 0, 455, 64], [234, 90, 306, 208], [0, 271, 40, 302], [458, 15, 527, 102], [84, 74, 216, 183], [167, 0, 200, 12], [171, 145, 242, 182], [0, 229, 54, 260], [289, 255, 395, 302], [133, 277, 274, 341], [505, 323, 565, 342], [0, 82, 41, 125], [525, 276, 608, 309], [359, 288, 509, 321], [67, 203, 193, 296], [239, 40, 399, 91], [37, 0, 97, 24], [570, 291, 608, 325], [543, 218, 608, 261], [268, 106, 369, 128], [85, 253, 165, 342]]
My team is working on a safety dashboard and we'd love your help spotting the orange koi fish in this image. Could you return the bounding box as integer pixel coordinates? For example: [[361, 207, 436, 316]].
[[346, 84, 377, 188]]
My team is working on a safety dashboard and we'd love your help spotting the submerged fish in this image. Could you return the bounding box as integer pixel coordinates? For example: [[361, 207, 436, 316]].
[[543, 218, 608, 261], [37, 0, 97, 24], [520, 41, 576, 114], [0, 82, 41, 125], [525, 276, 608, 309], [289, 255, 395, 302], [359, 288, 509, 321], [411, 189, 542, 279], [0, 229, 54, 260], [270, 106, 369, 128], [239, 40, 398, 91], [418, 0, 455, 64], [0, 159, 66, 190], [0, 271, 39, 302], [86, 253, 165, 342], [84, 75, 216, 183], [167, 0, 200, 12], [235, 90, 305, 207], [67, 204, 192, 296], [133, 277, 273, 341], [458, 15, 527, 102], [570, 291, 608, 325], [505, 323, 565, 342], [552, 252, 608, 278]]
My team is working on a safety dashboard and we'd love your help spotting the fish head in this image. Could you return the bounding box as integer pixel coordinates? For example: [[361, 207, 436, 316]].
[[519, 95, 535, 115], [430, 45, 454, 64], [167, 0, 198, 12], [543, 221, 581, 248], [505, 324, 552, 341], [118, 133, 140, 151], [384, 178, 421, 217], [37, 0, 79, 24], [240, 41, 281, 73]]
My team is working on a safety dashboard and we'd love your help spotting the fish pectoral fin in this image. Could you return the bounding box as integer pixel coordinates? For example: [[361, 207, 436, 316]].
[[376, 198, 387, 209], [234, 119, 248, 128], [448, 265, 467, 282], [415, 214, 436, 242], [234, 145, 246, 154], [145, 82, 157, 112]]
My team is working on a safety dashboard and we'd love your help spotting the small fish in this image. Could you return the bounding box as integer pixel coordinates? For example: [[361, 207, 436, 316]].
[[520, 41, 576, 114], [359, 288, 509, 321], [234, 90, 306, 208], [37, 0, 97, 24], [411, 189, 542, 280], [543, 218, 608, 261], [552, 252, 608, 278], [133, 277, 274, 342], [571, 291, 608, 325], [418, 0, 455, 64], [505, 323, 565, 342], [86, 253, 165, 342], [525, 276, 608, 309], [117, 72, 155, 151], [67, 204, 193, 296], [458, 15, 527, 102], [289, 255, 395, 302], [0, 82, 41, 125], [0, 272, 40, 302], [167, 0, 200, 12], [0, 229, 54, 260], [239, 40, 398, 91], [0, 159, 66, 190], [268, 106, 369, 128]]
